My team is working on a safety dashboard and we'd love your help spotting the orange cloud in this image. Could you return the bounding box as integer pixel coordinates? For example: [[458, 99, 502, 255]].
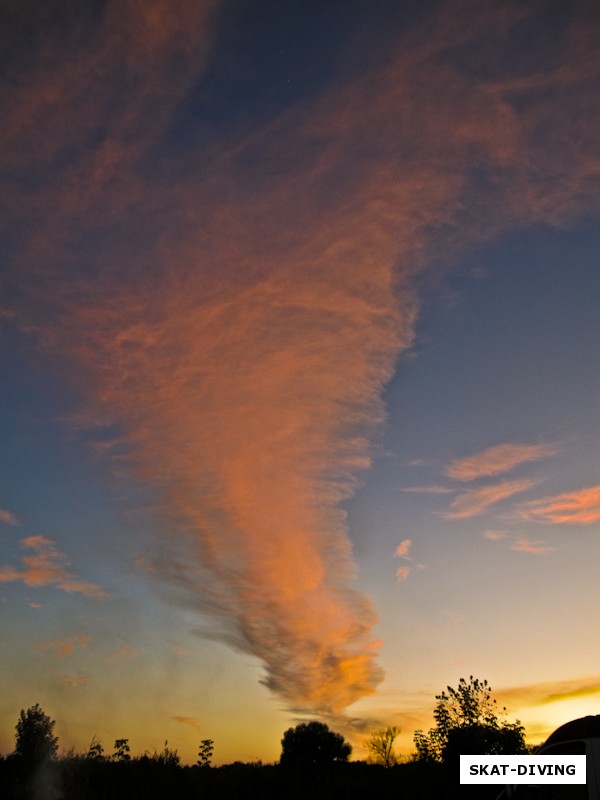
[[37, 634, 91, 660], [0, 0, 219, 213], [510, 539, 557, 555], [394, 542, 426, 583], [0, 508, 18, 526], [445, 442, 557, 481], [516, 485, 600, 524], [1, 1, 599, 718], [443, 479, 537, 519], [394, 540, 412, 559], [0, 536, 107, 598], [394, 539, 413, 581]]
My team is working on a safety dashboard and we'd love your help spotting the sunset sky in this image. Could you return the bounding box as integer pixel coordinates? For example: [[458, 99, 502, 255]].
[[1, 0, 600, 765]]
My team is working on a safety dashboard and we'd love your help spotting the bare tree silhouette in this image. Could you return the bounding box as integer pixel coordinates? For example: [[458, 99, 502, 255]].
[[364, 726, 400, 767]]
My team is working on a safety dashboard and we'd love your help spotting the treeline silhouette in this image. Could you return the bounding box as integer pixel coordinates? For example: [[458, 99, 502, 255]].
[[0, 677, 527, 799]]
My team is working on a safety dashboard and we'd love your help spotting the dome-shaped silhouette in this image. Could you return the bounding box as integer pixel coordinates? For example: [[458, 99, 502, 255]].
[[544, 716, 600, 747]]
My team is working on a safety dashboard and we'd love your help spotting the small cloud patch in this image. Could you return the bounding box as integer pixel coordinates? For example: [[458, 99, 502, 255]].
[[0, 536, 107, 598]]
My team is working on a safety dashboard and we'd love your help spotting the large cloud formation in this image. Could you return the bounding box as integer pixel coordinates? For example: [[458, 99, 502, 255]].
[[1, 1, 599, 716]]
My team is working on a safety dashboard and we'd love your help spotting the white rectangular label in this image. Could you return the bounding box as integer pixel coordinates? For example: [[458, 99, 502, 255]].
[[460, 755, 586, 784]]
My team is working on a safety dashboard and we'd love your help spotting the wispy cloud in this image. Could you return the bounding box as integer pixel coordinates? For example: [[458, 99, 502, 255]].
[[483, 529, 555, 555], [445, 443, 557, 481], [57, 674, 89, 688], [173, 716, 202, 732], [442, 479, 537, 519], [1, 1, 599, 717], [37, 634, 91, 660], [510, 538, 557, 555], [499, 676, 600, 710], [516, 485, 600, 524], [395, 566, 411, 582], [0, 508, 18, 526], [108, 643, 140, 663], [400, 485, 453, 495], [483, 529, 509, 541], [0, 536, 107, 598]]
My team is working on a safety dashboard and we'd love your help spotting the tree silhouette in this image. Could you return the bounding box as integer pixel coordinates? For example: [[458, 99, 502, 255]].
[[414, 676, 525, 763], [112, 738, 131, 762], [280, 721, 351, 769], [14, 704, 58, 769], [86, 735, 104, 760], [443, 722, 527, 766], [364, 726, 400, 767], [198, 738, 214, 767]]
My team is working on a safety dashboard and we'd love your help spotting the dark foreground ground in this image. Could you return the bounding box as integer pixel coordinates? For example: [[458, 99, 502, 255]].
[[0, 757, 503, 800]]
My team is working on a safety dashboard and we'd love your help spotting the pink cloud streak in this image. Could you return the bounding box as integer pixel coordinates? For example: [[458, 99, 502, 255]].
[[445, 442, 558, 481], [443, 479, 537, 519], [517, 485, 600, 525]]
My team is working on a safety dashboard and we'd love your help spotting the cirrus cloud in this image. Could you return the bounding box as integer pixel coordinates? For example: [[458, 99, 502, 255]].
[[516, 484, 600, 525], [442, 479, 537, 519], [510, 538, 557, 555], [173, 716, 202, 732], [445, 442, 558, 481]]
